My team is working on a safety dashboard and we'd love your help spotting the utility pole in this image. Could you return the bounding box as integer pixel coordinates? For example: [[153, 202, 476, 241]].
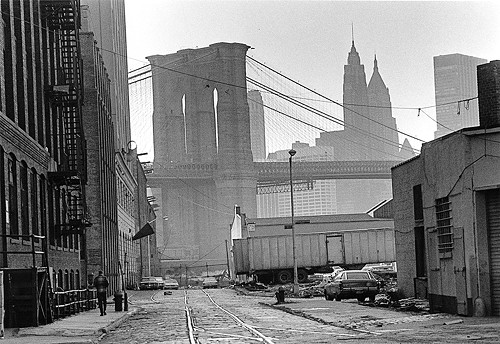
[[289, 149, 299, 294]]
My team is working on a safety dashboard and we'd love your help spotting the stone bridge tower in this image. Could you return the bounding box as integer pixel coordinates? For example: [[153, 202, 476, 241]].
[[147, 43, 257, 267]]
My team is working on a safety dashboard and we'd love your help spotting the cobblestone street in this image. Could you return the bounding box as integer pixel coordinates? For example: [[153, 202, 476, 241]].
[[97, 289, 500, 343]]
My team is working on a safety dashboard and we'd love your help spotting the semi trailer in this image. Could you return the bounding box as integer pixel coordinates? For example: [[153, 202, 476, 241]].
[[232, 227, 395, 284]]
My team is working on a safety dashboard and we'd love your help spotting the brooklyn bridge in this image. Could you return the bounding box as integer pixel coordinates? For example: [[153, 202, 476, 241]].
[[135, 42, 413, 267]]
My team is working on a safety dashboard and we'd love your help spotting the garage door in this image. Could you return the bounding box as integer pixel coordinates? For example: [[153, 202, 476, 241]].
[[487, 189, 500, 316]]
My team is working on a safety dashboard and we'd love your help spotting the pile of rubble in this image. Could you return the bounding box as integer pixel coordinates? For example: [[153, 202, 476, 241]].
[[371, 294, 430, 312], [238, 275, 430, 313]]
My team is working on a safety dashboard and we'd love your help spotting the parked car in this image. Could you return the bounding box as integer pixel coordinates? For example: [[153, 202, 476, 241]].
[[163, 277, 180, 290], [331, 266, 345, 277], [202, 276, 218, 289], [139, 276, 164, 290], [362, 262, 397, 279], [324, 270, 380, 302]]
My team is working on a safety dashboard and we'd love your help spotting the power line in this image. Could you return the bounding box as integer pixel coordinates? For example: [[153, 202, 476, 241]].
[[247, 55, 426, 143], [247, 77, 418, 155]]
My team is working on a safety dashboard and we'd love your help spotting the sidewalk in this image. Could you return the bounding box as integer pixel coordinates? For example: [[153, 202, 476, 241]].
[[1, 301, 136, 344]]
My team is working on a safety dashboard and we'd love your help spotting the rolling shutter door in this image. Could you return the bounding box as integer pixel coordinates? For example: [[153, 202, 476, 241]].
[[486, 189, 500, 316]]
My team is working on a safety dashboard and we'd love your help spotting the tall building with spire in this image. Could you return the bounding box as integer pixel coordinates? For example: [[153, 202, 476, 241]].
[[257, 40, 415, 217], [315, 40, 413, 213]]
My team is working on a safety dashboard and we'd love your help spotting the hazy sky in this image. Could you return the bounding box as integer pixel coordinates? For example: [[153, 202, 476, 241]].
[[125, 0, 500, 154]]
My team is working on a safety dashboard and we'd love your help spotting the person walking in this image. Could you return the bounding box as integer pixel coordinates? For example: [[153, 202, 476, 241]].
[[94, 270, 109, 316]]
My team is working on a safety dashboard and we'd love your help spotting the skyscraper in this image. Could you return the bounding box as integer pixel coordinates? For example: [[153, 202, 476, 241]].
[[433, 54, 487, 138], [315, 41, 410, 214], [257, 40, 414, 216], [257, 142, 336, 218]]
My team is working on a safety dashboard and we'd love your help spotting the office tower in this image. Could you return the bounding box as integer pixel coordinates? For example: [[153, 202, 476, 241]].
[[257, 142, 336, 218], [434, 54, 487, 138]]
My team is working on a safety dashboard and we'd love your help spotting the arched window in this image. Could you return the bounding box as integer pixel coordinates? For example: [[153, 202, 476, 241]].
[[54, 187, 62, 247], [31, 168, 38, 241], [7, 154, 18, 237], [48, 182, 55, 246], [39, 174, 47, 242], [20, 161, 29, 237], [64, 269, 69, 290], [75, 270, 80, 289], [57, 269, 63, 290], [0, 146, 5, 238], [70, 270, 75, 290]]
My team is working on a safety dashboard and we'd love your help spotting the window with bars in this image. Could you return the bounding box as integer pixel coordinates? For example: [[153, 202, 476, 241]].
[[436, 197, 453, 255]]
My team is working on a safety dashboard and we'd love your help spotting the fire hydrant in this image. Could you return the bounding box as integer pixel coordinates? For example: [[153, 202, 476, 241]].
[[275, 287, 285, 304], [113, 291, 124, 311]]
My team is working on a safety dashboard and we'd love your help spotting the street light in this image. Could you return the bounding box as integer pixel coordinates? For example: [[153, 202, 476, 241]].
[[288, 149, 299, 294]]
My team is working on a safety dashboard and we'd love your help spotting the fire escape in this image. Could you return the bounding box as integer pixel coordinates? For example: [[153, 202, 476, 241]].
[[43, 0, 90, 234]]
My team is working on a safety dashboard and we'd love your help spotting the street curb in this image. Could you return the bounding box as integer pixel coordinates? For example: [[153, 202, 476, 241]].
[[95, 307, 140, 342]]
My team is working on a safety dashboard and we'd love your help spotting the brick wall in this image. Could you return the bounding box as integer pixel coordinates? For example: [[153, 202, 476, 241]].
[[478, 60, 500, 128]]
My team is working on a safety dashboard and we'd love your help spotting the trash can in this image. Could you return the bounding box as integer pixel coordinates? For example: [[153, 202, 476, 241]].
[[113, 291, 123, 311]]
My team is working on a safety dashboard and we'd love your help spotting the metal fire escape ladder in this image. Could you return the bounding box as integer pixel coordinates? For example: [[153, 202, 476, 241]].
[[43, 0, 90, 234]]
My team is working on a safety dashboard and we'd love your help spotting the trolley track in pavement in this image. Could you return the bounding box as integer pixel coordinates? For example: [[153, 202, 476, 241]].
[[107, 289, 376, 343], [183, 289, 275, 343]]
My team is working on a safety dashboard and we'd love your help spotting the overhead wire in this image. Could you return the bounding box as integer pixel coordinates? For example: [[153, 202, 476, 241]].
[[129, 57, 421, 158], [245, 57, 418, 155], [247, 76, 419, 156], [2, 6, 474, 137], [247, 55, 426, 143]]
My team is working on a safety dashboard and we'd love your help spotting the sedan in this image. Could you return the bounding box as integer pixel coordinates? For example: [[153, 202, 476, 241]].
[[202, 277, 218, 289], [139, 277, 163, 290], [163, 278, 180, 290], [324, 270, 380, 302]]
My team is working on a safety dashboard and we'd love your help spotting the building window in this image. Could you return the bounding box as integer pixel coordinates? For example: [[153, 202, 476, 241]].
[[48, 183, 55, 246], [414, 226, 427, 277], [64, 270, 69, 290], [55, 187, 62, 247], [20, 162, 29, 237], [413, 185, 423, 221], [31, 168, 39, 242], [8, 155, 18, 237], [57, 269, 63, 290], [436, 197, 453, 255], [40, 175, 47, 244], [75, 270, 80, 289]]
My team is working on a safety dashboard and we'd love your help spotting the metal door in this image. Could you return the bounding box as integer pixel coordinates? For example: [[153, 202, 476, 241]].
[[326, 235, 344, 265], [453, 226, 468, 315], [486, 189, 500, 316]]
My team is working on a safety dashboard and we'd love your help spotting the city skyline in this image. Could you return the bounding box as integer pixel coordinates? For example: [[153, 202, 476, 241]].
[[125, 1, 500, 156]]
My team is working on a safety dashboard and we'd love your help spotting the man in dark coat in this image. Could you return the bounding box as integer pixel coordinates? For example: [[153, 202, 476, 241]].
[[93, 270, 109, 316]]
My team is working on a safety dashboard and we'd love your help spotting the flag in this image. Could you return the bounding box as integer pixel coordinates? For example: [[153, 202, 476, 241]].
[[132, 222, 154, 240]]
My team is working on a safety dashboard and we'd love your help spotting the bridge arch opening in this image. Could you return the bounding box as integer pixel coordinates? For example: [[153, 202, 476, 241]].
[[182, 93, 188, 155], [213, 88, 219, 153]]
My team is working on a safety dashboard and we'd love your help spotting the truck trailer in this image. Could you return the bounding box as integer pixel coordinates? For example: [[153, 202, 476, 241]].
[[232, 227, 395, 284]]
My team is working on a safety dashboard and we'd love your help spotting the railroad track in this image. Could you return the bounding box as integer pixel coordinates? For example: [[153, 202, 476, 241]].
[[140, 288, 375, 343], [183, 289, 275, 343]]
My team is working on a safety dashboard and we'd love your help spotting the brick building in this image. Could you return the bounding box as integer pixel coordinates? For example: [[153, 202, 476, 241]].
[[392, 60, 500, 316], [81, 0, 158, 286], [0, 0, 89, 325], [80, 29, 120, 294]]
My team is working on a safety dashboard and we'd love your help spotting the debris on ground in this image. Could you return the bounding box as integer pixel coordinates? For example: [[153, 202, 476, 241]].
[[239, 281, 269, 291], [238, 275, 431, 313]]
